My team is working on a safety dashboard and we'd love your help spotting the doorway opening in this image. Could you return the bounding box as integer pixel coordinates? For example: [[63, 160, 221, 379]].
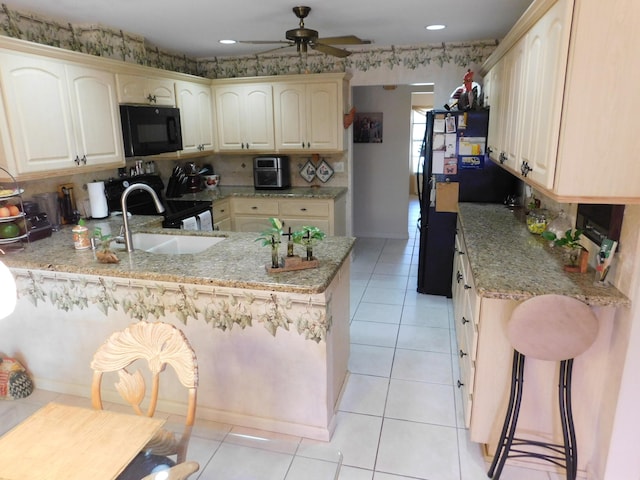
[[409, 91, 433, 198]]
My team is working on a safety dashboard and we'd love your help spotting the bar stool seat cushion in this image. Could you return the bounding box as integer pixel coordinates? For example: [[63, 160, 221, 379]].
[[507, 294, 599, 361]]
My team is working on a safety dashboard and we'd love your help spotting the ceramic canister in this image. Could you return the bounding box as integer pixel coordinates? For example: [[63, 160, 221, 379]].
[[72, 225, 90, 250]]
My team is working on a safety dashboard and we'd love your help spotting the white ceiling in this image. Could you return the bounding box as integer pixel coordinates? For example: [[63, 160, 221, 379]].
[[5, 0, 534, 59]]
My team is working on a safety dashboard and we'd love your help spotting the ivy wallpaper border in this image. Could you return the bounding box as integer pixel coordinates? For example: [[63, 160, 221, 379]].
[[0, 4, 498, 78], [14, 270, 332, 344]]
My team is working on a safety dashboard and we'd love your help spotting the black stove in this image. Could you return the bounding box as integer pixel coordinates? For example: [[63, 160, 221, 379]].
[[104, 175, 212, 229]]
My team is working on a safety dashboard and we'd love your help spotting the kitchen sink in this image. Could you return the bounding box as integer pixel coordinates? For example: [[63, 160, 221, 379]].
[[127, 233, 225, 254]]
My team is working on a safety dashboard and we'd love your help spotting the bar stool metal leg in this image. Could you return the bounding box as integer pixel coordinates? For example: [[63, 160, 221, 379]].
[[488, 354, 579, 480], [559, 359, 577, 480], [487, 350, 525, 479]]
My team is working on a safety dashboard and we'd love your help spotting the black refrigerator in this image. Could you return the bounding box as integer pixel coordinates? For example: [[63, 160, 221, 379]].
[[417, 108, 517, 297]]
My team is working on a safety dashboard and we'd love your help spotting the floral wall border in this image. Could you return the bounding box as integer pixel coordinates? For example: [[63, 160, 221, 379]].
[[0, 4, 498, 79], [13, 269, 332, 344]]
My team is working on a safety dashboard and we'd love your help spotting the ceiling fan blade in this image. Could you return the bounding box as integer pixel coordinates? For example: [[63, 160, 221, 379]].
[[255, 44, 296, 55], [310, 42, 351, 58], [237, 40, 292, 45], [316, 35, 371, 45]]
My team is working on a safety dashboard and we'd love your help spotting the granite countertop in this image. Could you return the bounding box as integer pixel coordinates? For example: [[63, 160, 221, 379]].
[[3, 215, 355, 295], [458, 203, 630, 307], [172, 185, 348, 203]]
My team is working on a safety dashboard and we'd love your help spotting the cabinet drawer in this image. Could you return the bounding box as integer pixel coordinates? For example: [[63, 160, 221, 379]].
[[212, 199, 230, 220], [232, 198, 279, 215], [282, 218, 330, 233], [279, 200, 329, 217]]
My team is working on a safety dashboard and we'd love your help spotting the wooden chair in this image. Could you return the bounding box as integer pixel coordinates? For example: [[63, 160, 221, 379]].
[[90, 321, 199, 480]]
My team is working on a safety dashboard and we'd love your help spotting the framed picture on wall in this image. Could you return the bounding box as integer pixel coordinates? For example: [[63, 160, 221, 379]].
[[354, 112, 383, 143]]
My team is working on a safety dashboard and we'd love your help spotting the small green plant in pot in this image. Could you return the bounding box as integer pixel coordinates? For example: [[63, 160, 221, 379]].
[[92, 227, 119, 264], [542, 228, 587, 270], [255, 218, 284, 268], [292, 225, 326, 261]]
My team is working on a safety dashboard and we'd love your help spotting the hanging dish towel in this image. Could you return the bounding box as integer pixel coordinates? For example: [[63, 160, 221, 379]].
[[197, 211, 213, 231], [181, 216, 198, 231]]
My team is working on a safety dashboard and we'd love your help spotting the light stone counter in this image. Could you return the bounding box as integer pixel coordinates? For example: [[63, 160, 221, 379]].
[[173, 185, 348, 202], [458, 203, 629, 307], [3, 214, 354, 294]]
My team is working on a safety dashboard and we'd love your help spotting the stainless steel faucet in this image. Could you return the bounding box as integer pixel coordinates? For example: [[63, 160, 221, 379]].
[[120, 183, 165, 252]]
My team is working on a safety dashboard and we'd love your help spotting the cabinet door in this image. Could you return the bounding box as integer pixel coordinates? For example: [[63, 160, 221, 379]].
[[486, 64, 502, 162], [243, 84, 274, 150], [146, 77, 175, 106], [66, 64, 124, 168], [116, 74, 175, 105], [215, 84, 274, 151], [518, 0, 570, 189], [273, 83, 307, 150], [214, 86, 244, 150], [214, 217, 232, 231], [211, 199, 230, 222], [176, 81, 215, 153], [273, 82, 340, 152], [306, 82, 339, 151], [502, 38, 526, 171], [0, 52, 76, 174]]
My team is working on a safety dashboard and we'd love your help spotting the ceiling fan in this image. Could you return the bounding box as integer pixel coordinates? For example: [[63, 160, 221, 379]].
[[239, 6, 371, 58]]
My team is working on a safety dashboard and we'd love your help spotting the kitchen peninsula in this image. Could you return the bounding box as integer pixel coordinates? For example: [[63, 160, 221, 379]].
[[0, 215, 354, 441]]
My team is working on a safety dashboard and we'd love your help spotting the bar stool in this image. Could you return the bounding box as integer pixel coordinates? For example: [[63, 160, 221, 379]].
[[487, 294, 599, 480]]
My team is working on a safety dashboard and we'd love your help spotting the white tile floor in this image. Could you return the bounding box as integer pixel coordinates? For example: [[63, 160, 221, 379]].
[[0, 197, 566, 479]]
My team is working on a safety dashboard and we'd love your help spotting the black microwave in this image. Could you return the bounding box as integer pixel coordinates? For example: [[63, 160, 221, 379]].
[[120, 105, 183, 157]]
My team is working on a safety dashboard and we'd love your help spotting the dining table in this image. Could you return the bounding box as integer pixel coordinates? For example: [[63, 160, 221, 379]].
[[0, 401, 165, 480]]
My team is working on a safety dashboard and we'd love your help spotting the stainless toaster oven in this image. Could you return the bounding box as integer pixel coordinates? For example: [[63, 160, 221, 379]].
[[253, 156, 291, 189]]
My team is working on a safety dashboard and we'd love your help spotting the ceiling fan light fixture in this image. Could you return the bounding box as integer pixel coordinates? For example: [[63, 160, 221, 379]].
[[426, 24, 446, 31]]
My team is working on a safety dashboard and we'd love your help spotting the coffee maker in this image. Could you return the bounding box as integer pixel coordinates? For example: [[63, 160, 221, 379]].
[[184, 162, 202, 193]]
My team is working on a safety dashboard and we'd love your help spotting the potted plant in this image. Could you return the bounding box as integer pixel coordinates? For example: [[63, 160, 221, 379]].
[[92, 227, 119, 264], [292, 225, 326, 261], [542, 228, 588, 272], [255, 218, 284, 268]]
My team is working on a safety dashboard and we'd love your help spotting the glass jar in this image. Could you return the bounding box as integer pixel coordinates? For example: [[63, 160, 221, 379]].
[[526, 209, 549, 235], [545, 210, 572, 239]]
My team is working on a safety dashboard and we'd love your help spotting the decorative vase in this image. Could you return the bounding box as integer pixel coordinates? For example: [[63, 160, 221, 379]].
[[271, 242, 280, 268]]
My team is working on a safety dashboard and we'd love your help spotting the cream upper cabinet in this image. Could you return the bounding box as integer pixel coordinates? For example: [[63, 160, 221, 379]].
[[486, 64, 502, 161], [175, 80, 215, 154], [214, 84, 274, 151], [483, 0, 640, 202], [0, 51, 124, 178], [273, 81, 341, 152], [516, 0, 570, 189], [116, 73, 175, 106]]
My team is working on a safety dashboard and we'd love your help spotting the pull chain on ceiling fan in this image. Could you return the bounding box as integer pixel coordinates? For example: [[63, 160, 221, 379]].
[[238, 6, 371, 58]]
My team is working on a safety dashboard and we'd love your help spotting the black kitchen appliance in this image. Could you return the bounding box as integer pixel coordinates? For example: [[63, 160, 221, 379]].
[[119, 105, 183, 157], [104, 175, 213, 230], [253, 156, 291, 189], [417, 109, 518, 297]]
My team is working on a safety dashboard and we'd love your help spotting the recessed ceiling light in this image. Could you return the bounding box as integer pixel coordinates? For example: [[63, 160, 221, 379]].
[[426, 24, 446, 31], [219, 39, 237, 45]]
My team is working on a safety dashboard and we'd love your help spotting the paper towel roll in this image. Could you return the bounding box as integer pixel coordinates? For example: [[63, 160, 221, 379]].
[[87, 181, 109, 219]]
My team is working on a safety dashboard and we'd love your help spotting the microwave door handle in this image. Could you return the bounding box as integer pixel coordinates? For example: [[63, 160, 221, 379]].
[[167, 117, 179, 143]]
